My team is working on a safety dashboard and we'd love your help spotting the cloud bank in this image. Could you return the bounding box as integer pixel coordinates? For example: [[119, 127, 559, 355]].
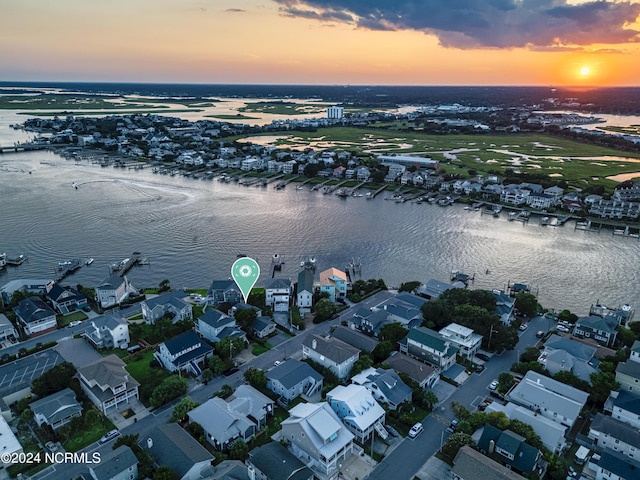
[[274, 0, 640, 49]]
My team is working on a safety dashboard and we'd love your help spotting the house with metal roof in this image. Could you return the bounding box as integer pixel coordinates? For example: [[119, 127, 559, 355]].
[[615, 360, 640, 397], [417, 278, 464, 299], [302, 335, 359, 380], [383, 352, 439, 389], [154, 331, 213, 376], [452, 446, 527, 480], [439, 323, 482, 360], [30, 388, 82, 431], [280, 402, 354, 480], [589, 413, 640, 459], [485, 402, 567, 454], [83, 314, 130, 350], [350, 367, 412, 411], [247, 442, 313, 480], [399, 326, 458, 371], [88, 445, 138, 480], [77, 354, 139, 414], [141, 290, 192, 325], [145, 423, 214, 480], [477, 425, 545, 478], [195, 309, 245, 344], [326, 384, 386, 443], [296, 267, 315, 314], [505, 371, 589, 429], [13, 297, 57, 336], [266, 359, 323, 403]]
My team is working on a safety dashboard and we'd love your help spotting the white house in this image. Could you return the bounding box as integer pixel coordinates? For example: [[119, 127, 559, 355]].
[[302, 335, 359, 380], [266, 359, 323, 403], [77, 355, 140, 414], [265, 278, 293, 313], [326, 384, 386, 443], [297, 268, 315, 314], [438, 323, 482, 359], [13, 297, 57, 336], [95, 275, 135, 309], [399, 327, 458, 371], [141, 290, 192, 325], [154, 331, 213, 375], [83, 314, 130, 350]]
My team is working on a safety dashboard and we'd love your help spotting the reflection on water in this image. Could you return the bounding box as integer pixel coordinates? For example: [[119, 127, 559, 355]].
[[1, 149, 639, 316]]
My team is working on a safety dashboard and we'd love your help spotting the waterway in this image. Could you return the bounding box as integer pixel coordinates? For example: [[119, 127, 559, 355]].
[[1, 143, 639, 316]]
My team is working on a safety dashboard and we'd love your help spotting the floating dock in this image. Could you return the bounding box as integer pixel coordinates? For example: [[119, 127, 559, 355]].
[[5, 254, 28, 266], [109, 252, 149, 277], [55, 258, 83, 281]]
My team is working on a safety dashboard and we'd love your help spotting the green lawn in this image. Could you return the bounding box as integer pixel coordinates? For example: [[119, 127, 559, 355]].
[[125, 350, 165, 381], [58, 311, 88, 326], [251, 343, 270, 356], [62, 415, 115, 452]]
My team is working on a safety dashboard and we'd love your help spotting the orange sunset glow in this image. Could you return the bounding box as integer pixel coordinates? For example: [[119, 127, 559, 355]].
[[1, 0, 640, 86]]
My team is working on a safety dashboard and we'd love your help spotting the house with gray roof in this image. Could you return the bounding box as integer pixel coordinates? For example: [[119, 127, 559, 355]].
[[477, 425, 545, 478], [206, 279, 242, 306], [485, 401, 567, 454], [45, 284, 87, 314], [589, 448, 640, 480], [331, 326, 378, 353], [196, 309, 245, 344], [452, 445, 527, 480], [95, 275, 135, 309], [280, 402, 354, 480], [30, 388, 82, 431], [302, 335, 360, 380], [83, 314, 130, 350], [493, 290, 516, 326], [145, 423, 214, 480], [326, 384, 386, 443], [573, 314, 618, 347], [228, 385, 274, 429], [606, 391, 640, 429], [0, 313, 18, 345], [538, 334, 598, 383], [616, 360, 640, 397], [266, 359, 323, 403], [348, 308, 392, 337], [265, 278, 293, 313], [417, 278, 464, 299], [384, 352, 439, 389], [154, 331, 213, 376], [589, 413, 640, 458], [247, 442, 313, 480], [0, 279, 53, 304], [399, 326, 458, 371], [78, 354, 139, 414], [505, 370, 589, 429], [206, 460, 249, 480], [89, 445, 138, 480], [141, 290, 192, 325], [351, 367, 412, 410], [630, 340, 640, 364], [296, 268, 315, 314], [251, 316, 276, 339], [13, 297, 57, 336]]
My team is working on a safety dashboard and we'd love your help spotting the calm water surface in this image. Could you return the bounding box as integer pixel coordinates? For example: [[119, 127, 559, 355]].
[[1, 148, 639, 316]]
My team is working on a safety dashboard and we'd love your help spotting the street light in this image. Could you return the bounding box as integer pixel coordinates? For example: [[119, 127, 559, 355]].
[[488, 323, 499, 350]]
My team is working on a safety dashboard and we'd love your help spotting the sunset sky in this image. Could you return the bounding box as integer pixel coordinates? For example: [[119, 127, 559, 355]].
[[2, 0, 640, 86]]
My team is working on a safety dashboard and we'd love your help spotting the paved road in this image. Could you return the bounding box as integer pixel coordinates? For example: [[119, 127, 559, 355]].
[[32, 290, 395, 480], [367, 314, 550, 480]]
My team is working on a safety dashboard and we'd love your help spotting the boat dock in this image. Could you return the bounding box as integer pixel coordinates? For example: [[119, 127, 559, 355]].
[[274, 175, 300, 190], [324, 180, 349, 194], [109, 252, 149, 276], [311, 179, 333, 191], [54, 258, 83, 281], [270, 254, 285, 278], [5, 254, 28, 266], [367, 184, 388, 199], [296, 178, 314, 190]]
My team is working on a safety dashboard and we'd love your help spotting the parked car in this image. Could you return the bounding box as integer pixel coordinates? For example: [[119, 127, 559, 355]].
[[489, 379, 499, 390], [69, 320, 82, 327], [99, 429, 120, 445], [446, 418, 459, 433], [82, 305, 92, 312], [519, 323, 528, 331], [408, 423, 424, 438], [536, 330, 545, 338], [476, 364, 485, 373], [223, 367, 239, 377], [557, 325, 570, 333], [273, 360, 282, 367], [476, 353, 490, 362], [45, 441, 58, 453]]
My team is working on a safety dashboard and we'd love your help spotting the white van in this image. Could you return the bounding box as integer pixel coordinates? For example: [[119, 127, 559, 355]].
[[408, 423, 424, 438]]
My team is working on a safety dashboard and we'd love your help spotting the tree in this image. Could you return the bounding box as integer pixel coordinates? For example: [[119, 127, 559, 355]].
[[398, 281, 421, 293], [243, 367, 267, 390], [590, 371, 620, 406], [441, 432, 475, 464], [158, 279, 171, 293], [171, 396, 200, 422], [616, 326, 636, 348], [216, 336, 245, 360], [229, 439, 249, 461], [313, 298, 336, 323], [372, 340, 395, 363], [150, 376, 188, 408], [515, 293, 538, 318], [153, 466, 178, 480], [303, 163, 318, 178], [234, 308, 257, 330], [114, 434, 155, 479], [32, 362, 77, 397], [553, 371, 589, 392], [201, 368, 213, 385], [520, 347, 542, 363], [350, 354, 373, 376], [497, 372, 515, 393], [379, 322, 408, 345]]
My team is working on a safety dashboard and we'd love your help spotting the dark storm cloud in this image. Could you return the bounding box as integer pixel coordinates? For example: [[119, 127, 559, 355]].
[[274, 0, 640, 48]]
